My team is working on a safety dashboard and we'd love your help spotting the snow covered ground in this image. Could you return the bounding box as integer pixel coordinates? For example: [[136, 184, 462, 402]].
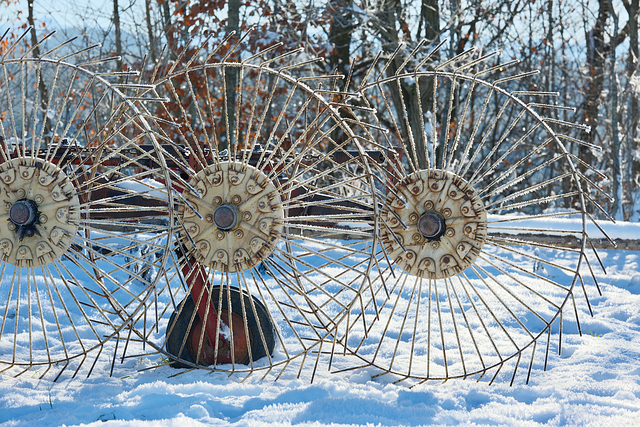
[[1, 244, 640, 426]]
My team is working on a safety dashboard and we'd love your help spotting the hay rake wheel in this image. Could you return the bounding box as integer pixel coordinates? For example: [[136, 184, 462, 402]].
[[0, 29, 175, 379], [328, 43, 610, 385], [128, 35, 384, 380]]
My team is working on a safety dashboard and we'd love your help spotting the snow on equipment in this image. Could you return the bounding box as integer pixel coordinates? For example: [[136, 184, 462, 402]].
[[125, 34, 384, 380], [0, 29, 610, 384]]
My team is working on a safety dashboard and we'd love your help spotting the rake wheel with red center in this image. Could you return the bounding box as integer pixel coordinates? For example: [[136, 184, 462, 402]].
[[129, 34, 382, 379]]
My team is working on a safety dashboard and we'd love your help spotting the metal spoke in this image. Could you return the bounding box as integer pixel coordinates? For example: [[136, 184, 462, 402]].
[[0, 30, 174, 378], [331, 43, 608, 384], [125, 35, 379, 380]]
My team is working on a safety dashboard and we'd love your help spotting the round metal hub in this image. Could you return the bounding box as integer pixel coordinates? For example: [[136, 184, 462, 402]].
[[181, 162, 283, 273], [418, 212, 445, 240], [9, 200, 38, 226], [380, 169, 487, 279], [0, 158, 80, 267], [213, 205, 237, 231]]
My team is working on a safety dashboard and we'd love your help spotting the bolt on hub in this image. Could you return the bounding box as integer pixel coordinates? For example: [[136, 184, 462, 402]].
[[9, 199, 39, 227], [213, 204, 237, 231], [381, 169, 487, 279], [417, 211, 446, 240]]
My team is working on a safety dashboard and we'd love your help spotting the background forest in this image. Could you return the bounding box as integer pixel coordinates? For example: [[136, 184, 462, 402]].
[[1, 0, 639, 221]]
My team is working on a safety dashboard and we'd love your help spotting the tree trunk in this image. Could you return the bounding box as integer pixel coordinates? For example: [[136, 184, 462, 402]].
[[27, 0, 52, 142], [113, 0, 123, 74], [162, 0, 171, 40], [449, 0, 461, 55], [222, 0, 240, 153], [544, 0, 555, 97], [377, 0, 439, 171], [145, 0, 156, 63], [328, 0, 352, 79], [327, 0, 353, 153], [418, 0, 439, 42], [608, 0, 624, 220], [624, 0, 639, 219], [581, 0, 609, 169]]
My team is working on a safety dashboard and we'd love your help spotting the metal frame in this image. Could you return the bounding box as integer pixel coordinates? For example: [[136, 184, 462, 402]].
[[324, 44, 608, 385], [0, 29, 175, 379], [0, 29, 610, 384]]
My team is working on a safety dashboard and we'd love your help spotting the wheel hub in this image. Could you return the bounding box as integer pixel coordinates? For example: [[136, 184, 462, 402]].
[[9, 199, 39, 227], [381, 169, 487, 279], [213, 204, 237, 231], [0, 158, 80, 267], [181, 162, 283, 273], [417, 211, 446, 240]]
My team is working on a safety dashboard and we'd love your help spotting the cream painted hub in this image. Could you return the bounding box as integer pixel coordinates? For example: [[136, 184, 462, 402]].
[[381, 169, 487, 279], [182, 163, 283, 273], [0, 158, 79, 268]]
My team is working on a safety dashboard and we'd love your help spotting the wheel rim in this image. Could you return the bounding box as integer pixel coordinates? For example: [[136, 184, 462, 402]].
[[129, 36, 380, 378], [0, 30, 174, 377], [328, 46, 604, 383]]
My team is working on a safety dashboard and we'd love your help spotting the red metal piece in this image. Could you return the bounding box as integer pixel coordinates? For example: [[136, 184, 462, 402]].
[[182, 261, 227, 363], [187, 306, 250, 365], [181, 260, 251, 365]]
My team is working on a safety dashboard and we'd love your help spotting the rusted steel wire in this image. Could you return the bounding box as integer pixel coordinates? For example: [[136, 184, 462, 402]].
[[0, 30, 614, 385], [123, 34, 383, 381], [0, 28, 175, 379], [324, 43, 611, 385]]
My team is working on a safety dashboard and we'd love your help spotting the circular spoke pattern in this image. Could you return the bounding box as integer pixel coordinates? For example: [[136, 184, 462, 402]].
[[0, 158, 80, 266], [0, 31, 608, 385], [326, 46, 603, 384], [128, 39, 380, 379], [0, 31, 174, 378]]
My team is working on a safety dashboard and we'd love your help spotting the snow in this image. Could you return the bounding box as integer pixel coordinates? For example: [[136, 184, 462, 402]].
[[489, 213, 640, 240], [114, 178, 171, 202], [1, 233, 640, 425]]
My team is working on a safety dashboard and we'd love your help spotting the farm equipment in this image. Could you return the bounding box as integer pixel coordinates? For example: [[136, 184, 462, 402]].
[[326, 44, 607, 384], [122, 41, 389, 377], [0, 30, 176, 378], [0, 29, 609, 384]]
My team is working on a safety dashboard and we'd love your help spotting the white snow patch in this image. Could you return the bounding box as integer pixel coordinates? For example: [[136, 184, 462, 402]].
[[1, 228, 640, 425]]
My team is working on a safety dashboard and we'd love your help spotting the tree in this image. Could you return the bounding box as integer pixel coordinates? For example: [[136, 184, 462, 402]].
[[357, 0, 441, 169], [328, 0, 353, 79], [27, 0, 52, 140], [623, 0, 640, 219], [113, 0, 123, 74]]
